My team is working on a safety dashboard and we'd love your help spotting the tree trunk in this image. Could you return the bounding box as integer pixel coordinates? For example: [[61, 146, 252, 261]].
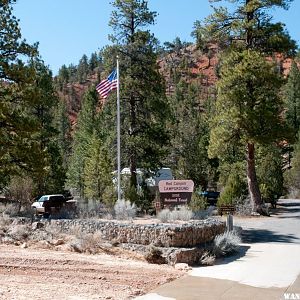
[[130, 152, 137, 188], [246, 0, 254, 49], [246, 142, 264, 214]]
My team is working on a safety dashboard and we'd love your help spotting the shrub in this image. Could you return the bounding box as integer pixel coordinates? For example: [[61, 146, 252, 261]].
[[189, 192, 207, 212], [7, 224, 31, 241], [218, 172, 247, 206], [144, 245, 166, 264], [157, 206, 193, 223], [157, 209, 171, 223], [234, 196, 252, 216], [172, 206, 194, 221], [69, 231, 103, 254], [18, 205, 35, 218], [213, 231, 241, 257], [1, 203, 19, 217], [193, 206, 216, 220], [6, 176, 34, 210], [76, 200, 113, 219], [287, 187, 300, 199], [199, 251, 216, 266], [0, 214, 13, 230], [29, 229, 52, 242], [114, 199, 137, 220]]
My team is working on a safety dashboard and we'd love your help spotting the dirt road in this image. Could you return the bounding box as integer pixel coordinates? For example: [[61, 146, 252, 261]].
[[0, 244, 183, 300]]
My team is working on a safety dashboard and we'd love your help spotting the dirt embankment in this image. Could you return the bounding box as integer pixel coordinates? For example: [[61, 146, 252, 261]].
[[0, 244, 183, 300]]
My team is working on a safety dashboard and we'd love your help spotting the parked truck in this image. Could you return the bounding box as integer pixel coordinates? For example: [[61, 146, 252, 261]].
[[31, 194, 77, 218]]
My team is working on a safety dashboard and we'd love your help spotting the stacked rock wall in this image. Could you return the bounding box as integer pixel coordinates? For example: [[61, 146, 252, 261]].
[[48, 218, 225, 247]]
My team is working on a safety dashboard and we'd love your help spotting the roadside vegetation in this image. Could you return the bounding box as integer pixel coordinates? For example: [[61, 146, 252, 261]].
[[1, 0, 300, 221]]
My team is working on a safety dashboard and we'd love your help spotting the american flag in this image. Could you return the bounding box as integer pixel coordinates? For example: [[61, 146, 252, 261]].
[[96, 69, 117, 99]]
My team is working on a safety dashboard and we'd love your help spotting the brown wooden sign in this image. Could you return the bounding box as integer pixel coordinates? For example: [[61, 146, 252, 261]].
[[158, 180, 194, 206]]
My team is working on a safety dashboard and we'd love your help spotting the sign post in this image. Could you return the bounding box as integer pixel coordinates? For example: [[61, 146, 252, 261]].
[[158, 180, 194, 208]]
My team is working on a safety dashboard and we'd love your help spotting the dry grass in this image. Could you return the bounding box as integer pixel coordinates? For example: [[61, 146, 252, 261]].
[[69, 231, 106, 254], [144, 245, 166, 264], [0, 214, 13, 229], [0, 203, 19, 217], [114, 199, 137, 220], [199, 251, 216, 266], [7, 224, 31, 241], [213, 231, 241, 257], [157, 207, 193, 223]]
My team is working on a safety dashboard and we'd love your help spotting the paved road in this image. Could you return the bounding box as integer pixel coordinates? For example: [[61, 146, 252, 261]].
[[236, 199, 300, 244], [136, 199, 300, 300]]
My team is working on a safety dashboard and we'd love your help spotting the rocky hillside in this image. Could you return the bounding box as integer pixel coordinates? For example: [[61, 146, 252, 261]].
[[55, 44, 295, 128]]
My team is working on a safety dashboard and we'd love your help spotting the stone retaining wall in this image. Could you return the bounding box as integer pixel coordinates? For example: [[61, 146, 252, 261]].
[[48, 218, 225, 248]]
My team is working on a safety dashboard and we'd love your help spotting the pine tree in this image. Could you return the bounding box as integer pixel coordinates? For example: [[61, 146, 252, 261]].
[[167, 80, 218, 189], [0, 0, 40, 188], [77, 54, 89, 83], [203, 0, 296, 55], [55, 64, 70, 90], [29, 59, 66, 195], [89, 52, 101, 72], [256, 144, 284, 204], [67, 88, 99, 197], [204, 0, 296, 214], [107, 0, 170, 194], [208, 49, 287, 213], [84, 132, 113, 202], [55, 100, 72, 168], [284, 61, 300, 136]]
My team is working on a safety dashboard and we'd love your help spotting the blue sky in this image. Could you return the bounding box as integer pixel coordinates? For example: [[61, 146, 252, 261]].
[[13, 0, 300, 75]]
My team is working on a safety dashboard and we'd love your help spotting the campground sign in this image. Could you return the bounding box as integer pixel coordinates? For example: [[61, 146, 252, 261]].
[[158, 180, 194, 206]]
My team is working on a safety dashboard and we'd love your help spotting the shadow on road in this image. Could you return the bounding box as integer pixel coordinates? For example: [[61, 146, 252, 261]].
[[215, 245, 251, 265], [277, 201, 300, 207], [270, 200, 300, 219], [271, 207, 300, 216], [242, 228, 300, 243]]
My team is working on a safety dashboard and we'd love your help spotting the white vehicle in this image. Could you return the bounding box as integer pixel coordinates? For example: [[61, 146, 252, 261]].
[[31, 194, 67, 215]]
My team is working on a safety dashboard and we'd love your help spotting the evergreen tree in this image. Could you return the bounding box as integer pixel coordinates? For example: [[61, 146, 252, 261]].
[[107, 0, 170, 194], [167, 80, 217, 189], [89, 52, 101, 72], [55, 100, 72, 168], [67, 88, 99, 197], [284, 61, 300, 136], [84, 132, 113, 202], [0, 0, 40, 189], [285, 134, 300, 196], [29, 59, 66, 195], [257, 144, 284, 203], [204, 0, 296, 214], [208, 49, 287, 214], [203, 0, 296, 55], [55, 64, 70, 90], [77, 54, 89, 83]]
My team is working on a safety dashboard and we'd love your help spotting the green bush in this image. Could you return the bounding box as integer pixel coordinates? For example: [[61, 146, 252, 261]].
[[257, 145, 283, 203], [218, 172, 247, 206], [189, 192, 207, 212]]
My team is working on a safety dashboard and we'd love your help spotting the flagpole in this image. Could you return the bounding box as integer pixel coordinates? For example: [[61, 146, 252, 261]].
[[117, 56, 121, 202]]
